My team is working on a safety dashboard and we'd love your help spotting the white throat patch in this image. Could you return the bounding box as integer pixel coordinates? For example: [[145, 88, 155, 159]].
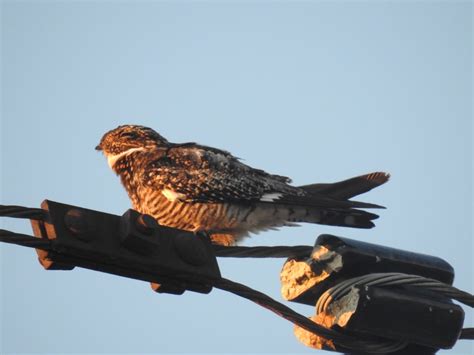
[[107, 147, 145, 168]]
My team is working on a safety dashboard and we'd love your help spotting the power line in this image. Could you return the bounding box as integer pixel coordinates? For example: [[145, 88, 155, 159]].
[[1, 201, 472, 353]]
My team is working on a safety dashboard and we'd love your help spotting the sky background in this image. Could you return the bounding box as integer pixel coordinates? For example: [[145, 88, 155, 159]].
[[1, 0, 472, 354]]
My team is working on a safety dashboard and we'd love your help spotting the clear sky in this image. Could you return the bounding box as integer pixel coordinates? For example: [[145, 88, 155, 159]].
[[1, 1, 472, 354]]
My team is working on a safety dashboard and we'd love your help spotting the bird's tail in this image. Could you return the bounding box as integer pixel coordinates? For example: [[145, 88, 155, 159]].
[[298, 172, 390, 201], [286, 206, 379, 229], [277, 172, 390, 229]]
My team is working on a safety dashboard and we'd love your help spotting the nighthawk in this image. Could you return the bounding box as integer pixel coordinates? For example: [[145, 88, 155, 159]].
[[96, 125, 389, 245]]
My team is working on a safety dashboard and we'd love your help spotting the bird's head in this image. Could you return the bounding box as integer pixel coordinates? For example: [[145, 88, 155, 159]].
[[96, 125, 169, 168]]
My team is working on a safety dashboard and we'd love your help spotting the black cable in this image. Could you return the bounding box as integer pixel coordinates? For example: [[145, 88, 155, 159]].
[[317, 273, 474, 315], [460, 328, 474, 340], [211, 277, 406, 354], [0, 229, 51, 250], [213, 245, 312, 258], [0, 204, 47, 221], [0, 203, 471, 351]]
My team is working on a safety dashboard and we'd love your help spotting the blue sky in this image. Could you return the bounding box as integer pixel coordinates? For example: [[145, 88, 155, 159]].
[[1, 1, 472, 354]]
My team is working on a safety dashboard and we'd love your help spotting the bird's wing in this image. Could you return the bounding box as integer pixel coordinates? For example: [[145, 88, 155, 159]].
[[142, 144, 297, 204]]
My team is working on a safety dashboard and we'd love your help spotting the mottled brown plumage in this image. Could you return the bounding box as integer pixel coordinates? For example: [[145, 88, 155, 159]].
[[96, 125, 389, 245]]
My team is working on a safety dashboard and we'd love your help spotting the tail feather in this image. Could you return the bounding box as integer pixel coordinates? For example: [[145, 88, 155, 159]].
[[285, 206, 379, 229], [269, 171, 389, 229], [316, 209, 377, 229], [256, 171, 389, 230], [275, 194, 385, 210], [299, 172, 390, 200]]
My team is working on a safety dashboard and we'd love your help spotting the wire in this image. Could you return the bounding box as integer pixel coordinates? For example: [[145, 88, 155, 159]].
[[0, 229, 51, 250], [460, 328, 474, 340], [211, 277, 407, 354], [1, 203, 471, 352], [0, 204, 47, 221], [316, 273, 474, 315], [315, 272, 474, 345], [0, 223, 401, 353], [212, 244, 312, 258]]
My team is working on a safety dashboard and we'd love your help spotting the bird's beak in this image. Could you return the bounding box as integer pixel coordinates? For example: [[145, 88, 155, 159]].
[[95, 144, 102, 151]]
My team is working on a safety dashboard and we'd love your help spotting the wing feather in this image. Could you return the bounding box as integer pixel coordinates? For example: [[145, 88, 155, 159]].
[[142, 144, 297, 204]]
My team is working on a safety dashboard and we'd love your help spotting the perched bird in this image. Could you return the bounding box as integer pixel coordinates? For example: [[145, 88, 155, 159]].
[[96, 125, 389, 246]]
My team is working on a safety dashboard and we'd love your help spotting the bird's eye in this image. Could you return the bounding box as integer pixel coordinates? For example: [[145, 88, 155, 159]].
[[120, 132, 136, 139]]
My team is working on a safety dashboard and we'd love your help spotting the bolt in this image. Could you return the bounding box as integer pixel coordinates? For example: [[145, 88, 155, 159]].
[[64, 209, 91, 241], [136, 214, 158, 235], [64, 209, 89, 235], [173, 233, 208, 266]]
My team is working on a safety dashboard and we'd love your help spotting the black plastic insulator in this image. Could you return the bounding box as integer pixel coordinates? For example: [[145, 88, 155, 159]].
[[31, 200, 221, 295], [338, 286, 464, 350], [317, 234, 454, 284], [282, 234, 455, 306]]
